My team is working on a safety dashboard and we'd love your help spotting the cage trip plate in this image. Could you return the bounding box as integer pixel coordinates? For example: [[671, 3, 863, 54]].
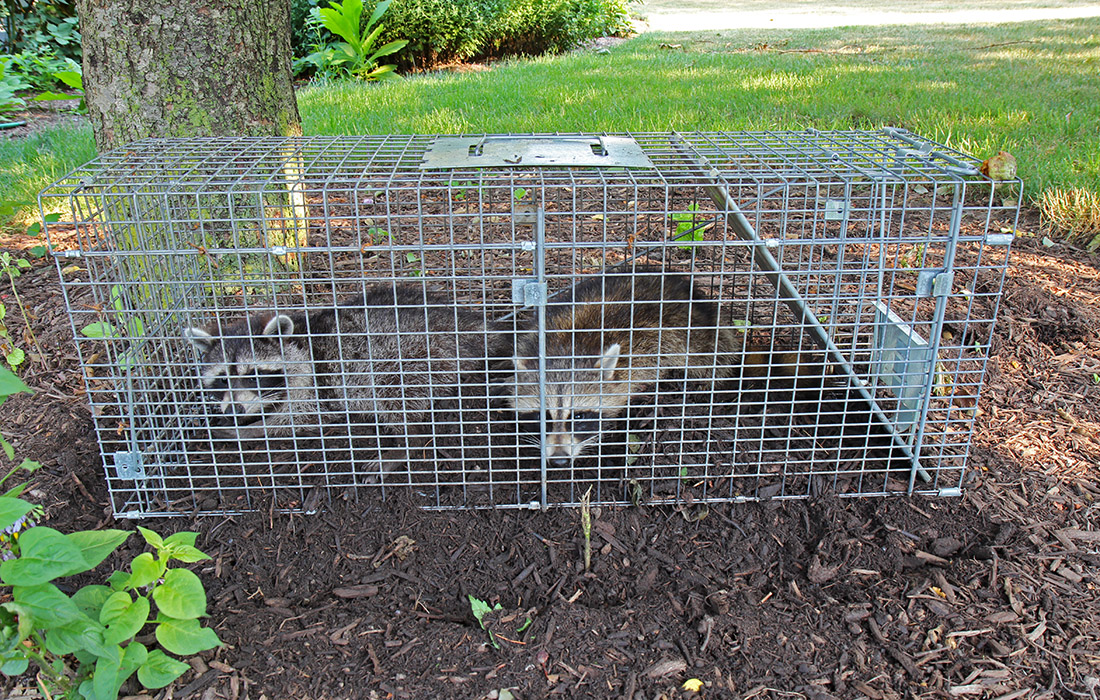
[[420, 135, 656, 169]]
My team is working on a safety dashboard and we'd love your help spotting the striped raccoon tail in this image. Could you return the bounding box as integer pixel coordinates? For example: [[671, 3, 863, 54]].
[[735, 345, 834, 387]]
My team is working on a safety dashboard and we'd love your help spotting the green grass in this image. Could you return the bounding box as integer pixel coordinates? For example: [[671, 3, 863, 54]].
[[0, 122, 96, 227], [6, 17, 1100, 235]]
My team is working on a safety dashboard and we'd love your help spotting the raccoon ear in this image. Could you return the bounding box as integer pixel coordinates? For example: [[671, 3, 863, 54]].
[[183, 327, 215, 353], [598, 343, 621, 380], [262, 314, 296, 337]]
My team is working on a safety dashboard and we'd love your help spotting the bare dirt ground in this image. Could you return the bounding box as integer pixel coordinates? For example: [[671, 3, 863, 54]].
[[1, 172, 1099, 700]]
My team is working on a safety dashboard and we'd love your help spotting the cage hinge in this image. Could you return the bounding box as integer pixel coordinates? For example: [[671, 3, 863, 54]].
[[512, 278, 548, 307], [112, 450, 145, 480], [937, 487, 963, 498], [916, 270, 954, 297]]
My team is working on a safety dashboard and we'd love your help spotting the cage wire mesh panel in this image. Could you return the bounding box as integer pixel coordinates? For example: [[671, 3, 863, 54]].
[[40, 130, 1019, 518]]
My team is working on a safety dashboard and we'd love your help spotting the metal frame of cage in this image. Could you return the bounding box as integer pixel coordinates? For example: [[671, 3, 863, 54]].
[[40, 130, 1019, 518]]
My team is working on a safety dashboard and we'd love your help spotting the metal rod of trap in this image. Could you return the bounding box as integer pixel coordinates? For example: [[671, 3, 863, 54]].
[[669, 136, 930, 485]]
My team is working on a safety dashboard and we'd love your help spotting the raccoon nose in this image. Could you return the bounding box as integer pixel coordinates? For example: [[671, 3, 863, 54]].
[[547, 457, 571, 468]]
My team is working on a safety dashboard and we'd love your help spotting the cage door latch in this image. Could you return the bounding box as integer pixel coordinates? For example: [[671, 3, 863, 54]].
[[916, 270, 954, 297], [512, 278, 547, 307]]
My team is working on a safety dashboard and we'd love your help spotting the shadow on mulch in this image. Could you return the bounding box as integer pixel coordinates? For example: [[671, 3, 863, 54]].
[[2, 218, 1099, 699]]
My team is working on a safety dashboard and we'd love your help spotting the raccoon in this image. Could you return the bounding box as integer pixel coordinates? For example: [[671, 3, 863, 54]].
[[506, 272, 743, 466], [184, 284, 494, 454]]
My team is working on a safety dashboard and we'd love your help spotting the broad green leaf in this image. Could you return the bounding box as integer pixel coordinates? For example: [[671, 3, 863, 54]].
[[12, 583, 83, 628], [91, 641, 145, 700], [366, 0, 392, 30], [72, 585, 113, 620], [137, 648, 190, 689], [128, 552, 164, 589], [43, 617, 111, 660], [16, 458, 39, 473], [371, 40, 407, 59], [5, 348, 25, 369], [0, 656, 28, 675], [109, 285, 125, 312], [44, 213, 62, 223], [68, 529, 130, 570], [0, 496, 32, 532], [106, 570, 129, 591], [101, 592, 149, 645], [0, 526, 90, 585], [136, 526, 164, 549], [164, 544, 209, 564], [162, 532, 198, 548], [152, 568, 206, 619], [154, 617, 221, 656], [80, 322, 117, 339], [0, 366, 29, 397], [0, 436, 12, 461], [52, 70, 83, 91], [0, 602, 33, 647]]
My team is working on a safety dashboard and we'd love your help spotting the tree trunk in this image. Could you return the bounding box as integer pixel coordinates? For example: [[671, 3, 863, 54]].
[[76, 0, 302, 151]]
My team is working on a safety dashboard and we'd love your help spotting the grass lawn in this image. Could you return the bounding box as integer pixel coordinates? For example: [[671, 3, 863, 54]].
[[6, 17, 1100, 238]]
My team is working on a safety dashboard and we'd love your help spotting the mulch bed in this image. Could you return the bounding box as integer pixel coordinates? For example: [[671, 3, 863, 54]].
[[1, 158, 1099, 699]]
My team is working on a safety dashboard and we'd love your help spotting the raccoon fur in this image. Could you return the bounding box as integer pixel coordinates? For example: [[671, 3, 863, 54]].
[[506, 272, 743, 466], [184, 284, 494, 454]]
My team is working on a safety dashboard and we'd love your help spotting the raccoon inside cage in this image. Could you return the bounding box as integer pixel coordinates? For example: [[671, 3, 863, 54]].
[[41, 130, 1019, 517]]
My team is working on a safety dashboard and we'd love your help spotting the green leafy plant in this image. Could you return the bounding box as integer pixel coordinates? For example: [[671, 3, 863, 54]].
[[670, 204, 711, 250], [367, 226, 393, 243], [0, 58, 31, 113], [0, 391, 221, 699], [468, 595, 503, 649], [297, 0, 408, 80], [0, 249, 45, 370], [33, 58, 86, 113], [79, 286, 147, 373]]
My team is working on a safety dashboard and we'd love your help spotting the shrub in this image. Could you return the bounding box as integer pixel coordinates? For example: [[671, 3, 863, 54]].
[[375, 0, 496, 70], [485, 0, 632, 59], [2, 0, 81, 62], [291, 0, 632, 73]]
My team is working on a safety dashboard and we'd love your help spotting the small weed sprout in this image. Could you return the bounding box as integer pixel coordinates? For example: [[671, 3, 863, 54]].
[[670, 204, 712, 250], [0, 248, 45, 370], [468, 595, 503, 649], [580, 486, 593, 571]]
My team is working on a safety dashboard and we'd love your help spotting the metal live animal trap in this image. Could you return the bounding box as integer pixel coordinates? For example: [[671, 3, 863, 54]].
[[41, 130, 1019, 518]]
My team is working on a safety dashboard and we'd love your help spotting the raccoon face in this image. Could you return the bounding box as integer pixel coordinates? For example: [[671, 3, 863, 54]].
[[510, 343, 628, 465], [184, 314, 313, 437]]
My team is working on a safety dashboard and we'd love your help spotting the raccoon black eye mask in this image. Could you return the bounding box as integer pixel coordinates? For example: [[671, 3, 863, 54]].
[[183, 284, 499, 477], [506, 273, 743, 464]]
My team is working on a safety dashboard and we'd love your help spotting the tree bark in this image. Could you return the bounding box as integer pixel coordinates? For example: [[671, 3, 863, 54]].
[[76, 0, 302, 151]]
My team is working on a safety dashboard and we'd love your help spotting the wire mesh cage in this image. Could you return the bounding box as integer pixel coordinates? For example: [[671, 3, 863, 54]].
[[41, 130, 1019, 518]]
